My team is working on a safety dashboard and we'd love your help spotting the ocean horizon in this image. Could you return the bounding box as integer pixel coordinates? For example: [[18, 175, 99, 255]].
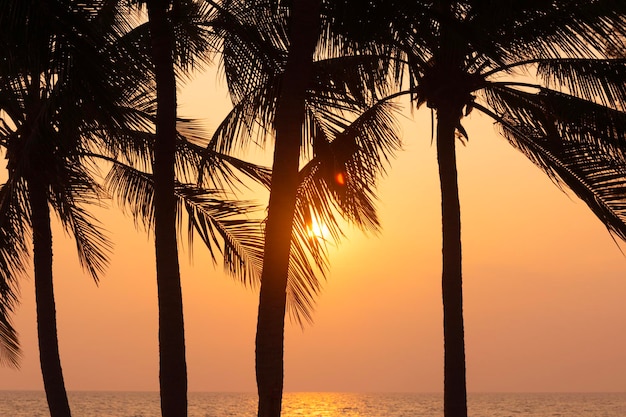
[[1, 391, 625, 416]]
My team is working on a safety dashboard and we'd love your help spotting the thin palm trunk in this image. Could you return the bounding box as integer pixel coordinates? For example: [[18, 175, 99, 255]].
[[147, 2, 188, 416], [436, 106, 467, 417], [23, 66, 72, 417], [31, 177, 72, 417], [255, 1, 320, 416], [434, 1, 468, 414]]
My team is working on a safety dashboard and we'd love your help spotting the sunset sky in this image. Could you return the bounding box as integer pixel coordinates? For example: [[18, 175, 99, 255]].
[[1, 66, 626, 394]]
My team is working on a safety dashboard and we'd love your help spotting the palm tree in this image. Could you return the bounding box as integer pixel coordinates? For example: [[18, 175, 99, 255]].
[[104, 2, 274, 415], [117, 2, 285, 415], [2, 5, 269, 417], [336, 2, 626, 416], [254, 3, 321, 414], [0, 2, 154, 415], [208, 1, 403, 415], [116, 1, 215, 414], [199, 5, 324, 413], [144, 2, 190, 414]]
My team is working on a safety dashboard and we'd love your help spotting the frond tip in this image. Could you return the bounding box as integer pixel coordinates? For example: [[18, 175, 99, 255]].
[[0, 316, 20, 368]]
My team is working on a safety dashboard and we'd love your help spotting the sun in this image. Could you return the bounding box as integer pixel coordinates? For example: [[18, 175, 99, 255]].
[[306, 215, 330, 241]]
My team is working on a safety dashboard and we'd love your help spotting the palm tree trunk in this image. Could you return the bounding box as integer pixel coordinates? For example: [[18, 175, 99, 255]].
[[147, 2, 188, 416], [25, 57, 72, 417], [255, 1, 320, 416], [436, 106, 468, 417], [30, 177, 72, 417]]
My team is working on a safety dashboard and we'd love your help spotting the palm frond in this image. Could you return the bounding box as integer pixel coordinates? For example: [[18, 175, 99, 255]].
[[308, 55, 396, 113], [0, 317, 20, 369], [0, 182, 29, 282], [176, 118, 272, 191], [201, 150, 273, 190], [477, 87, 626, 240], [51, 199, 112, 283], [209, 51, 399, 158], [304, 98, 402, 229], [536, 58, 626, 108], [0, 180, 30, 368], [96, 125, 155, 173], [58, 204, 112, 283], [283, 97, 403, 324], [206, 82, 278, 154], [105, 158, 266, 285], [286, 219, 325, 325], [483, 83, 626, 161], [171, 0, 218, 76], [176, 183, 263, 285], [466, 0, 626, 63], [209, 0, 287, 104], [43, 152, 111, 282], [105, 161, 155, 231]]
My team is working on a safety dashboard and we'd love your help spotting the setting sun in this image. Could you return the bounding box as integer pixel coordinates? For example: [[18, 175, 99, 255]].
[[306, 215, 330, 241]]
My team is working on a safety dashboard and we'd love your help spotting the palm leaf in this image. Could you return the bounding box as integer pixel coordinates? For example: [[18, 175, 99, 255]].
[[536, 58, 626, 108], [105, 160, 266, 285], [49, 165, 112, 282], [0, 180, 29, 368], [207, 78, 280, 155], [285, 224, 324, 325], [284, 97, 403, 323], [176, 183, 264, 285], [105, 162, 155, 231], [208, 0, 288, 104], [300, 98, 402, 229], [176, 118, 272, 191], [466, 0, 626, 63], [477, 87, 626, 240], [483, 84, 626, 161]]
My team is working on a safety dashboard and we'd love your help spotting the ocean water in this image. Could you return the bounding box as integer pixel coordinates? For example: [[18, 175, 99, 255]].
[[1, 391, 625, 416]]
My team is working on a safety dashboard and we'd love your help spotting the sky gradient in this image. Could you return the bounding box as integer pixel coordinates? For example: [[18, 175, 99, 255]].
[[1, 69, 625, 393]]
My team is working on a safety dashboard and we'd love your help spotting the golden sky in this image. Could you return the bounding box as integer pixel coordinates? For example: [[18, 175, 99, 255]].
[[1, 68, 626, 393]]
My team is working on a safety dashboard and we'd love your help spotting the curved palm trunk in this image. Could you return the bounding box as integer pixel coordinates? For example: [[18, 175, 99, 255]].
[[255, 1, 320, 416], [30, 177, 72, 417], [436, 106, 467, 417], [147, 2, 188, 416]]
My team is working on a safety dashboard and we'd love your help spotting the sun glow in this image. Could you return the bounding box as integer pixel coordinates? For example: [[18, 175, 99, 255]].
[[306, 214, 330, 241]]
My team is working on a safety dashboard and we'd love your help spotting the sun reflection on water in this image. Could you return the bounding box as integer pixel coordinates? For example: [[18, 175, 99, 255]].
[[281, 392, 427, 417], [283, 393, 367, 417]]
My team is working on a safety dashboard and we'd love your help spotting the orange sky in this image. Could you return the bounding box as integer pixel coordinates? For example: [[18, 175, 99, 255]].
[[1, 68, 626, 393]]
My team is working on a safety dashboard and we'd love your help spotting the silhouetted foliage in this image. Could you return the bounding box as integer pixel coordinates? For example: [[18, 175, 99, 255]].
[[0, 1, 151, 415], [335, 1, 626, 416]]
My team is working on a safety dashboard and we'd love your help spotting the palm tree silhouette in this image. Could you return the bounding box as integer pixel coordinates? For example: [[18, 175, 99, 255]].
[[209, 1, 403, 415], [0, 1, 152, 415], [118, 1, 219, 414], [336, 2, 626, 416], [144, 1, 190, 414], [115, 1, 275, 414]]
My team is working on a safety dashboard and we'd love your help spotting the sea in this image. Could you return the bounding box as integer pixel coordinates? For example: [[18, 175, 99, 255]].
[[1, 391, 625, 416]]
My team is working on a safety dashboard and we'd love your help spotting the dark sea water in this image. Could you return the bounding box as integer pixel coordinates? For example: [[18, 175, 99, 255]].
[[1, 391, 625, 416]]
